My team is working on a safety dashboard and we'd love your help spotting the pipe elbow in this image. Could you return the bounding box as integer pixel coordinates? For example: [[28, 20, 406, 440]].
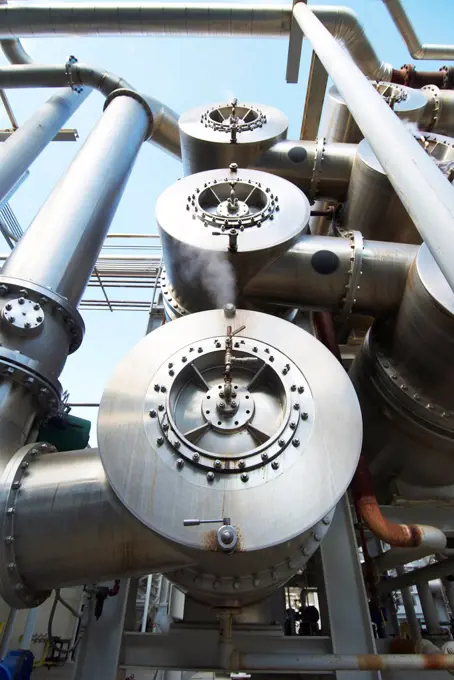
[[412, 47, 427, 60]]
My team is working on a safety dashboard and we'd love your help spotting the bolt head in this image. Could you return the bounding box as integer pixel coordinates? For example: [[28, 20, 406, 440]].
[[292, 439, 300, 447], [253, 346, 258, 352], [261, 452, 268, 461], [176, 458, 184, 469], [229, 162, 238, 172], [149, 409, 157, 418], [192, 453, 200, 462], [278, 439, 285, 447], [18, 298, 25, 305], [160, 386, 166, 393], [272, 461, 279, 470], [214, 459, 222, 469], [158, 405, 165, 412], [207, 471, 215, 482], [301, 412, 309, 421], [293, 403, 300, 411], [290, 422, 296, 430], [157, 437, 164, 446], [198, 347, 203, 354], [182, 356, 187, 363], [241, 473, 249, 482], [154, 384, 160, 392], [5, 303, 12, 311], [298, 385, 304, 394], [218, 402, 225, 410], [230, 400, 237, 408], [24, 322, 31, 329], [174, 441, 181, 449], [238, 459, 246, 469], [168, 362, 173, 369], [291, 385, 296, 392]]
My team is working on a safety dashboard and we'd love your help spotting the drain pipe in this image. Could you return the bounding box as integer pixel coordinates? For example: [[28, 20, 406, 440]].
[[0, 87, 90, 205], [293, 3, 454, 294], [0, 41, 181, 159]]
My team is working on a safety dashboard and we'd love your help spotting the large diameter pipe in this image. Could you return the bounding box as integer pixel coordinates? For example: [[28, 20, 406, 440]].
[[2, 94, 148, 307], [243, 236, 417, 316], [7, 448, 193, 600], [251, 141, 355, 202], [417, 582, 442, 636], [293, 3, 454, 294], [0, 88, 89, 206]]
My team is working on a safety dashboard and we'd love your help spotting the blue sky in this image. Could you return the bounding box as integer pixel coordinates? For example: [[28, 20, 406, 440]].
[[0, 0, 453, 444]]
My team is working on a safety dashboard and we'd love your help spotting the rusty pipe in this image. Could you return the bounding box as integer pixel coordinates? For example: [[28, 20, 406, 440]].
[[312, 310, 444, 550], [391, 65, 454, 90]]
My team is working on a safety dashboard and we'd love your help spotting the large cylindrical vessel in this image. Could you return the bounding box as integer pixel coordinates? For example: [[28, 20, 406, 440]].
[[342, 133, 454, 244], [98, 308, 362, 606], [350, 243, 454, 497], [156, 167, 310, 313], [179, 101, 288, 175]]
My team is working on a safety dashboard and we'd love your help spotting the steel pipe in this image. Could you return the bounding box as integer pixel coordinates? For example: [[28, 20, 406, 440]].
[[0, 43, 181, 159], [251, 140, 355, 202], [243, 236, 417, 316], [381, 0, 454, 60], [2, 94, 148, 307], [417, 582, 442, 636], [239, 652, 454, 672], [397, 566, 422, 642], [293, 3, 454, 294], [4, 448, 192, 600], [0, 88, 89, 207], [379, 558, 454, 596]]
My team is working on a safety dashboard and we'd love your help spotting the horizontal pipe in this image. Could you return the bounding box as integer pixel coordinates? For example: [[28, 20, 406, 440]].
[[8, 448, 192, 598], [381, 0, 454, 60], [379, 558, 454, 596], [373, 535, 447, 573], [239, 653, 454, 672], [2, 95, 148, 306], [0, 88, 90, 206], [251, 141, 355, 202], [243, 235, 417, 316], [293, 3, 454, 294], [0, 44, 181, 159]]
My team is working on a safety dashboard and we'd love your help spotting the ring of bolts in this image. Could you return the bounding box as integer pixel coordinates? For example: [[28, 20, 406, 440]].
[[146, 325, 311, 483], [200, 99, 267, 140]]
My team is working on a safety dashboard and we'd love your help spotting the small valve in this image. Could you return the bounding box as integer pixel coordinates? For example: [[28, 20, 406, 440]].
[[183, 517, 238, 553], [212, 228, 238, 252]]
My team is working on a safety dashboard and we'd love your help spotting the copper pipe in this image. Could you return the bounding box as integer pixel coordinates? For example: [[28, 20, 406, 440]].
[[312, 310, 426, 549]]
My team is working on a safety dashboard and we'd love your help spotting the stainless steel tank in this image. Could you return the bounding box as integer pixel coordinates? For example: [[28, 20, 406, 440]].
[[156, 167, 311, 313], [98, 308, 362, 606], [342, 132, 454, 244], [179, 100, 288, 175], [350, 243, 454, 498]]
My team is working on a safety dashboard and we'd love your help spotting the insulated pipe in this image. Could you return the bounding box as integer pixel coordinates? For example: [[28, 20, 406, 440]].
[[251, 141, 355, 202], [141, 575, 153, 633], [243, 236, 417, 316], [5, 448, 192, 600], [397, 566, 422, 643], [293, 3, 454, 294], [0, 88, 90, 206], [0, 42, 181, 159], [417, 582, 442, 636], [379, 558, 454, 596], [1, 94, 148, 307], [239, 653, 454, 672], [381, 0, 454, 60]]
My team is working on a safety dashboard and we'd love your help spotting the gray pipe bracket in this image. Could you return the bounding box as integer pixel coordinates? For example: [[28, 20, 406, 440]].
[[104, 88, 154, 141], [0, 443, 55, 608]]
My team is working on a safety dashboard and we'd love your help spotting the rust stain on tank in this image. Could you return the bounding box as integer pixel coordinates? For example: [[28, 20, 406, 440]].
[[201, 526, 244, 551]]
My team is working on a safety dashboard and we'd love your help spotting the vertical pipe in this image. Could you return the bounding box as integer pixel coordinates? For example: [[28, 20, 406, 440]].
[[293, 3, 454, 294], [417, 582, 442, 635], [20, 608, 38, 650], [2, 94, 149, 307], [443, 578, 454, 618], [141, 575, 152, 633], [396, 566, 421, 642], [0, 609, 17, 657], [0, 88, 90, 205]]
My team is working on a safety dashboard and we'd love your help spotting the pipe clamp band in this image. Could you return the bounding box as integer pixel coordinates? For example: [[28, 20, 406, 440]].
[[104, 88, 154, 140]]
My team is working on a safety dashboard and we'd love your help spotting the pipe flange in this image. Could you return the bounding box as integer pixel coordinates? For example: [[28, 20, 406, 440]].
[[365, 331, 454, 436], [440, 66, 450, 90], [65, 55, 84, 94], [0, 277, 84, 353], [0, 352, 61, 416], [160, 269, 191, 318], [421, 85, 440, 133], [336, 231, 363, 321], [309, 137, 325, 202], [200, 102, 267, 135], [104, 88, 154, 141], [0, 443, 56, 608], [167, 509, 334, 604]]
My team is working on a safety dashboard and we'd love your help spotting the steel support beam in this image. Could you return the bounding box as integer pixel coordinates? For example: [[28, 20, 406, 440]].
[[320, 495, 380, 680]]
